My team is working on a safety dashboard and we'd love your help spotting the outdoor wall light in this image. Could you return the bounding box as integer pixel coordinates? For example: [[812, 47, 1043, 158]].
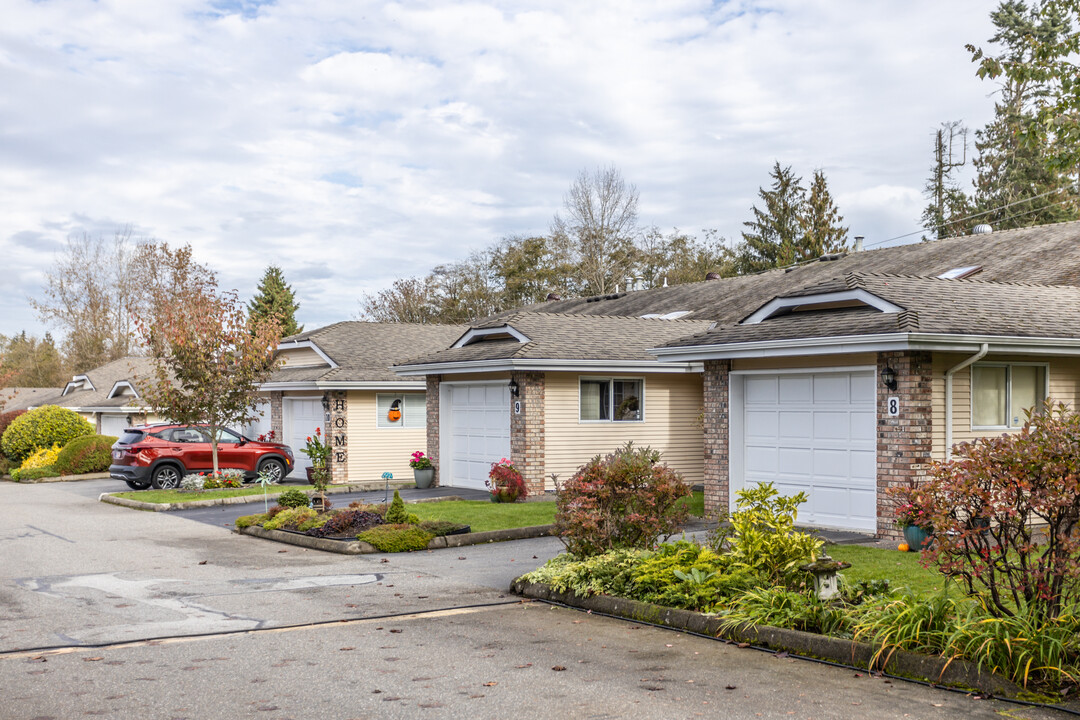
[[508, 379, 520, 397], [881, 366, 898, 391]]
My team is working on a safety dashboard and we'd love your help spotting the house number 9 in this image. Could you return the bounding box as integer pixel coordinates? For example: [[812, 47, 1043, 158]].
[[887, 396, 900, 417]]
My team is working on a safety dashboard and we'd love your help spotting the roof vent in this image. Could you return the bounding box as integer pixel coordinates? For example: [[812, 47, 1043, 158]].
[[972, 224, 993, 235], [546, 293, 561, 301], [853, 236, 864, 252], [705, 272, 721, 281]]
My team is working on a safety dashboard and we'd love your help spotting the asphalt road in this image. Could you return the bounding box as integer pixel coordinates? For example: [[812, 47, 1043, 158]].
[[0, 478, 1071, 719]]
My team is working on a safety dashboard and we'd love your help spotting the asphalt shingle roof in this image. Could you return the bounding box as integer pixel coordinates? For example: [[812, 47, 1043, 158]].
[[273, 322, 468, 383], [35, 357, 159, 409], [663, 273, 1080, 348], [397, 313, 714, 366]]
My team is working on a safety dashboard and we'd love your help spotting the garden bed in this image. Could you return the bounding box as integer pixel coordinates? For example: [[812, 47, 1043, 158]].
[[101, 480, 416, 510], [238, 523, 554, 554]]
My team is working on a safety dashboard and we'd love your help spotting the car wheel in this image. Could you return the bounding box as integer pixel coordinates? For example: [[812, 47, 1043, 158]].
[[125, 479, 152, 490], [258, 458, 286, 484], [150, 465, 182, 490]]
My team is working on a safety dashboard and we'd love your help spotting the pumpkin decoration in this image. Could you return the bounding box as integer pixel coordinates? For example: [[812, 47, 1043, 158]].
[[387, 398, 402, 423], [898, 543, 910, 553]]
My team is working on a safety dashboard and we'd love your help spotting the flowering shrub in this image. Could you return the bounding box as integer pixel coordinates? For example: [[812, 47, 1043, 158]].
[[897, 402, 1080, 622], [182, 468, 245, 490], [257, 430, 276, 442], [409, 450, 433, 470], [487, 458, 528, 502], [554, 442, 690, 557]]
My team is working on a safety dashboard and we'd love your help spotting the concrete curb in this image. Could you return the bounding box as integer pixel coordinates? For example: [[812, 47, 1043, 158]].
[[237, 523, 555, 554], [8, 471, 111, 484], [98, 480, 417, 511], [510, 580, 1024, 698]]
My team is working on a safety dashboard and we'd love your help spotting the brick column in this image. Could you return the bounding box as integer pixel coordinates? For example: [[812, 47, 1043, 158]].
[[510, 371, 546, 496], [702, 360, 730, 516], [426, 375, 441, 486], [877, 351, 933, 538], [269, 391, 283, 439], [327, 391, 348, 485]]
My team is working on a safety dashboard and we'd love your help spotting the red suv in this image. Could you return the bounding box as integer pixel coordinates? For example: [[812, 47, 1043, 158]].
[[109, 424, 296, 490]]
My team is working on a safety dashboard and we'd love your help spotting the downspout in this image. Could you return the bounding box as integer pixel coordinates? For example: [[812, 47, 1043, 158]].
[[945, 343, 989, 458]]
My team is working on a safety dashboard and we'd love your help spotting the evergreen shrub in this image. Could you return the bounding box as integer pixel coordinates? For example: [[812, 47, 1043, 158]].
[[1, 406, 93, 463], [54, 434, 117, 475]]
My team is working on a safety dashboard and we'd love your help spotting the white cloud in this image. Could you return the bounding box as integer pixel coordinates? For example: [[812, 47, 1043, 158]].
[[0, 0, 1000, 339]]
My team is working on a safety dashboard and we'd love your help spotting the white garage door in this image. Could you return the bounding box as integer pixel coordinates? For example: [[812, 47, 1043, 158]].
[[444, 383, 510, 490], [285, 398, 323, 477], [737, 370, 877, 532], [100, 414, 130, 438]]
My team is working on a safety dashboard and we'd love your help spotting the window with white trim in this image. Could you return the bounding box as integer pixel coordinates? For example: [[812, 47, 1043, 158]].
[[971, 363, 1047, 429], [376, 393, 426, 429], [579, 378, 643, 422]]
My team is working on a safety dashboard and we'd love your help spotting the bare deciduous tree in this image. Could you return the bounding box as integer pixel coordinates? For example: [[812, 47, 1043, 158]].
[[31, 228, 216, 372], [551, 166, 640, 296]]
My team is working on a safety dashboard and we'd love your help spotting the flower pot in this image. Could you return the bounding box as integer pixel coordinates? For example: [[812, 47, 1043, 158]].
[[413, 468, 434, 489], [903, 524, 932, 551], [305, 466, 316, 485]]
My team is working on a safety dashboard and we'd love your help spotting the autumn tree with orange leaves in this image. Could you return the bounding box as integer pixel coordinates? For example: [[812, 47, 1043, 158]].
[[135, 281, 282, 475]]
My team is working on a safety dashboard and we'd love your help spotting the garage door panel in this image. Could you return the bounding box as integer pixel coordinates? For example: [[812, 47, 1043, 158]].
[[813, 375, 849, 402], [745, 446, 778, 475], [812, 448, 851, 479], [850, 449, 876, 479], [745, 410, 778, 438], [777, 448, 811, 476], [778, 376, 812, 402], [778, 411, 811, 439], [745, 376, 777, 403], [851, 372, 876, 401], [812, 412, 850, 440], [850, 412, 876, 440]]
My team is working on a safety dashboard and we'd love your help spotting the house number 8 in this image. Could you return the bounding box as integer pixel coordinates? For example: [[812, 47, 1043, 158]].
[[887, 396, 900, 417]]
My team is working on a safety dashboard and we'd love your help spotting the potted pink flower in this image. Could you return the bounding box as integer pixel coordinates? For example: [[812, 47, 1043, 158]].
[[410, 451, 435, 489]]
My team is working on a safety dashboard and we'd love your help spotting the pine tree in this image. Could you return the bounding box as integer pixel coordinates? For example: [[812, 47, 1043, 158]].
[[737, 162, 807, 273], [801, 170, 849, 256], [249, 266, 302, 337], [970, 1, 1080, 230]]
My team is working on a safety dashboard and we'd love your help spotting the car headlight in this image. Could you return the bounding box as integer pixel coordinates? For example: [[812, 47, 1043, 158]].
[[285, 448, 294, 460]]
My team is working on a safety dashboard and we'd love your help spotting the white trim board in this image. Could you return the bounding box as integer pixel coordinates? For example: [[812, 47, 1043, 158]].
[[742, 289, 904, 324], [394, 359, 704, 375]]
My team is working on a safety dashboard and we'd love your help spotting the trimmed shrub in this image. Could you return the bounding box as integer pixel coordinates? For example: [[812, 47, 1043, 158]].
[[235, 513, 267, 529], [11, 465, 59, 482], [384, 490, 410, 523], [1, 406, 93, 463], [554, 442, 690, 557], [54, 434, 117, 475], [277, 488, 311, 508], [0, 455, 10, 476], [357, 523, 434, 552]]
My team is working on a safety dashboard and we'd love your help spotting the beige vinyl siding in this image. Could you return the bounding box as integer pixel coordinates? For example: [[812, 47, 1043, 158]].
[[544, 372, 704, 491], [278, 347, 327, 367], [932, 354, 1080, 458], [347, 390, 427, 483], [732, 353, 877, 372]]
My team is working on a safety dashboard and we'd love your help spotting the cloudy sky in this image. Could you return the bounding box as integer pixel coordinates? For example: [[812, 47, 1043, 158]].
[[2, 0, 1000, 340]]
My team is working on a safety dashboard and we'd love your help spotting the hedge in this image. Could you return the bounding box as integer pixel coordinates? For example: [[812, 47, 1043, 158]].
[[55, 434, 118, 475], [1, 406, 94, 463]]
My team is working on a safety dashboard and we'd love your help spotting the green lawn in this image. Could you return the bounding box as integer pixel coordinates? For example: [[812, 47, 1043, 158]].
[[829, 544, 954, 598], [114, 486, 271, 503], [409, 500, 556, 532], [677, 490, 705, 517]]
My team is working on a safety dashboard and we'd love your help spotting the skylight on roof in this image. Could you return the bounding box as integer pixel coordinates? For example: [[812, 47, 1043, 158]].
[[937, 265, 983, 280], [639, 311, 691, 320]]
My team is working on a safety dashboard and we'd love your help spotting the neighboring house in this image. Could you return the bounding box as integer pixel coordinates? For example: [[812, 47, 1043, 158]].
[[394, 220, 1080, 535], [394, 312, 713, 493], [26, 357, 161, 436], [1, 387, 63, 413], [260, 322, 466, 481]]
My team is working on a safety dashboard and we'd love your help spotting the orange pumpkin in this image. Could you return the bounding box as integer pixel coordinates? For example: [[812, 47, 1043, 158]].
[[387, 398, 402, 423], [898, 543, 910, 552]]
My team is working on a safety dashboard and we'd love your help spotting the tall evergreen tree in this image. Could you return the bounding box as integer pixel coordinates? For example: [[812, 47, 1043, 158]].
[[970, 1, 1080, 230], [801, 170, 850, 256], [920, 122, 975, 239], [249, 266, 302, 337], [737, 162, 807, 273]]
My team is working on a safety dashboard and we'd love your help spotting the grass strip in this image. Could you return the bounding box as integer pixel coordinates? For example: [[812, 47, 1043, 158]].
[[828, 545, 953, 598], [407, 499, 557, 533], [113, 487, 271, 503]]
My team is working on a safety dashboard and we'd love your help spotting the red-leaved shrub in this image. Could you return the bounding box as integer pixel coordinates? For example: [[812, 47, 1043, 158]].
[[0, 410, 26, 457], [894, 402, 1080, 622], [555, 442, 690, 557]]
